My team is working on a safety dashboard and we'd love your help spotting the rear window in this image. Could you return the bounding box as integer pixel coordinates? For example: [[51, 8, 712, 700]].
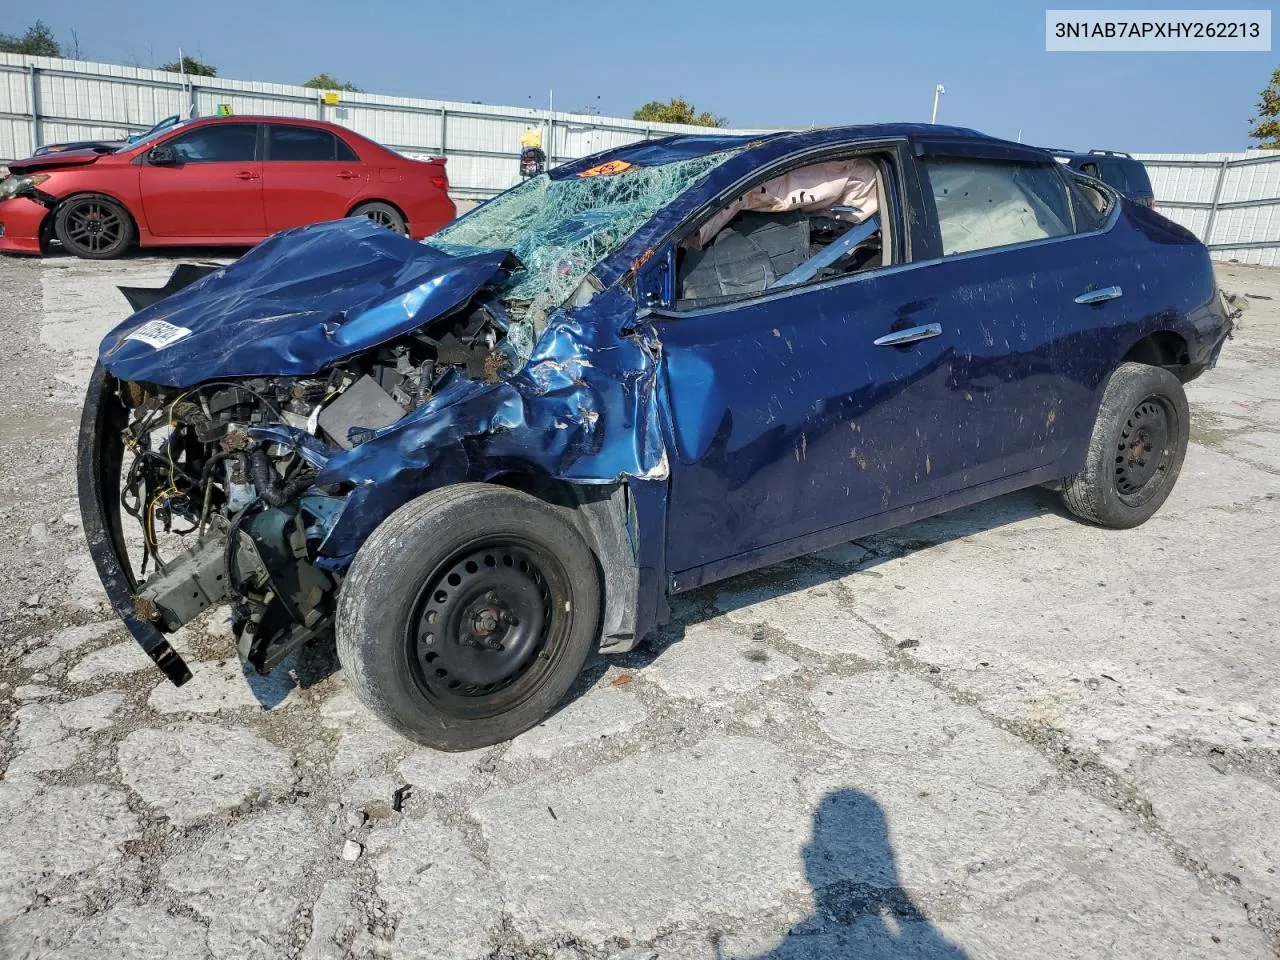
[[1103, 159, 1132, 192], [1078, 156, 1151, 197], [1122, 159, 1153, 195], [267, 125, 358, 162]]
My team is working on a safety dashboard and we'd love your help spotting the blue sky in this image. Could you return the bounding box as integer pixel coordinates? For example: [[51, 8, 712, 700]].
[[9, 0, 1276, 151]]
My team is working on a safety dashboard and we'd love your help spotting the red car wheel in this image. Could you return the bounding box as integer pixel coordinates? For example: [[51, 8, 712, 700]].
[[54, 194, 135, 260]]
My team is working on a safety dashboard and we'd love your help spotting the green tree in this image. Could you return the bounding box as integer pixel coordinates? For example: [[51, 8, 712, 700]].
[[160, 55, 217, 77], [633, 97, 727, 128], [0, 20, 62, 56], [302, 73, 363, 92], [1249, 68, 1280, 148]]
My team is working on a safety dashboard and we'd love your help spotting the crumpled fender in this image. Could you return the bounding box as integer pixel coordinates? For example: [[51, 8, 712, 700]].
[[313, 286, 666, 561], [98, 218, 514, 386]]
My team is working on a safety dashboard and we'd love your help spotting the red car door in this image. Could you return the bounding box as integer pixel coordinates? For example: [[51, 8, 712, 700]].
[[138, 123, 265, 238], [261, 124, 367, 231]]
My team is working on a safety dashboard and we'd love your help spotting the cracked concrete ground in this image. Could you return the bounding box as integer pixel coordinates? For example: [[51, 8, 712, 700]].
[[1, 251, 1277, 959]]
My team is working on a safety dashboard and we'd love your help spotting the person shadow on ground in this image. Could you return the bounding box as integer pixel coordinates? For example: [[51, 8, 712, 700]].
[[732, 789, 970, 959]]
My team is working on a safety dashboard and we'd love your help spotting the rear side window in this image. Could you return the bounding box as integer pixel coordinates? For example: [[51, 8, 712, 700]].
[[922, 157, 1072, 255], [267, 125, 358, 162], [1066, 172, 1113, 231], [166, 124, 258, 163]]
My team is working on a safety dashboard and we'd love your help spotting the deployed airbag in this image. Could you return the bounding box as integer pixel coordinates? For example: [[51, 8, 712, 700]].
[[929, 162, 1069, 254], [690, 158, 880, 249], [679, 212, 810, 303]]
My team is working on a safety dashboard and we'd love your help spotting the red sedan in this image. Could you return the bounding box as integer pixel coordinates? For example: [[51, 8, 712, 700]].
[[0, 116, 455, 259]]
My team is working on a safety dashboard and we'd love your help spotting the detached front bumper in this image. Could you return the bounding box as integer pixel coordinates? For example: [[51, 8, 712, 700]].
[[77, 363, 192, 686], [0, 196, 49, 254]]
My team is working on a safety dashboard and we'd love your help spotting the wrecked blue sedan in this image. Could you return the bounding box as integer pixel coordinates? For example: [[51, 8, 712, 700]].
[[80, 124, 1235, 749]]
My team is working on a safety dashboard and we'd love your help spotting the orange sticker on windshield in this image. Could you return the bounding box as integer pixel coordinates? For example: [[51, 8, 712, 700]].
[[577, 160, 634, 178]]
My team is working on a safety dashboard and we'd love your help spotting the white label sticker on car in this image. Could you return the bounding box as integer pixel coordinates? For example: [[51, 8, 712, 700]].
[[124, 319, 192, 349]]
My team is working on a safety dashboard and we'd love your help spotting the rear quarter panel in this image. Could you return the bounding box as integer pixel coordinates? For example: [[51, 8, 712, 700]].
[[1053, 201, 1224, 465], [387, 162, 456, 238]]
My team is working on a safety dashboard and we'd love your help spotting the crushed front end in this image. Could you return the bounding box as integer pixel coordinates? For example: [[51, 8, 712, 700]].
[[78, 364, 345, 681], [78, 148, 740, 686], [77, 217, 547, 685], [79, 268, 531, 681]]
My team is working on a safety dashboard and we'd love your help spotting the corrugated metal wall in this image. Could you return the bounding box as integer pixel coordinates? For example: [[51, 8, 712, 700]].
[[5, 52, 1280, 260], [1136, 150, 1280, 265], [0, 52, 768, 199]]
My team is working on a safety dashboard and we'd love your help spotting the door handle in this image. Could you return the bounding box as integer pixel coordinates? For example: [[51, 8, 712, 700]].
[[1075, 285, 1122, 305], [873, 322, 943, 347], [336, 170, 360, 180], [234, 171, 259, 181]]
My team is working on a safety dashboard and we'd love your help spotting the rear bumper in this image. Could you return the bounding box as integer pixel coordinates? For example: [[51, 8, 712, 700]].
[[77, 362, 192, 686], [0, 196, 48, 254]]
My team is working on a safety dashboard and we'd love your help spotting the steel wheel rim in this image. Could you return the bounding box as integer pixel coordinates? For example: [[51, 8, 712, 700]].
[[1115, 394, 1174, 505], [364, 208, 402, 232], [405, 538, 571, 718], [66, 200, 124, 253]]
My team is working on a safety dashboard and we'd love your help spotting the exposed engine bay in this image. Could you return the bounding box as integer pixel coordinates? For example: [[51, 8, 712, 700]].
[[82, 147, 746, 686], [112, 294, 518, 674]]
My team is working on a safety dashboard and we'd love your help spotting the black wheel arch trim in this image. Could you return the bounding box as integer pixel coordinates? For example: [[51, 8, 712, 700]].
[[77, 362, 192, 686], [489, 474, 642, 653]]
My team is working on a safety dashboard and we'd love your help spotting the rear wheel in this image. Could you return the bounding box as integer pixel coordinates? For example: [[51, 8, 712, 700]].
[[54, 194, 135, 259], [1061, 362, 1190, 529], [336, 484, 601, 750], [348, 201, 407, 235]]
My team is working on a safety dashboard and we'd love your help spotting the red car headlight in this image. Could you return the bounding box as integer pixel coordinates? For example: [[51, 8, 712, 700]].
[[0, 173, 50, 200]]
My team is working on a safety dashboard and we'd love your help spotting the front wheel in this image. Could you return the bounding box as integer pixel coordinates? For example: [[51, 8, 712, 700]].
[[54, 194, 135, 259], [336, 484, 601, 750], [1061, 361, 1190, 529]]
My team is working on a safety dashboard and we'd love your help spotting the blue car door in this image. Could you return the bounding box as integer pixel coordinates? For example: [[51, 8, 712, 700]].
[[655, 142, 1089, 584]]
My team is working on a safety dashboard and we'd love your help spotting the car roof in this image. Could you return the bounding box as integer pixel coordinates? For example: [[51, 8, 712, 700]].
[[180, 115, 348, 130], [135, 115, 391, 155], [553, 124, 1054, 179], [1053, 149, 1142, 164]]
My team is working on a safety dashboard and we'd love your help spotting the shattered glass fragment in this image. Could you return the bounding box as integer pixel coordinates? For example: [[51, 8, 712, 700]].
[[425, 150, 741, 328]]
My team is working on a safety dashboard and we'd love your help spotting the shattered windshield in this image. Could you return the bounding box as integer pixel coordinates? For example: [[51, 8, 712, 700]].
[[424, 149, 740, 327]]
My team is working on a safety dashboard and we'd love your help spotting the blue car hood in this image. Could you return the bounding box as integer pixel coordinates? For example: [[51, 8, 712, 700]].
[[99, 218, 513, 387]]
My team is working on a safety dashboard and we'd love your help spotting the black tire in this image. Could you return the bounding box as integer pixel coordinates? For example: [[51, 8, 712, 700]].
[[336, 483, 601, 750], [53, 194, 135, 259], [1061, 362, 1190, 529], [349, 201, 407, 235]]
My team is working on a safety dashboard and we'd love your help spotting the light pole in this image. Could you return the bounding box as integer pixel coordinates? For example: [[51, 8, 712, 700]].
[[930, 84, 946, 124]]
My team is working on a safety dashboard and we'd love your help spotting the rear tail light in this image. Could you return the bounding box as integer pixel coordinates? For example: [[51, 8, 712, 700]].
[[429, 159, 449, 192]]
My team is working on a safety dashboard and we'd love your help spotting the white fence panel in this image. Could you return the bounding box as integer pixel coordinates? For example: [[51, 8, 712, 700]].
[[8, 50, 1280, 260], [1137, 150, 1280, 265], [0, 52, 768, 201]]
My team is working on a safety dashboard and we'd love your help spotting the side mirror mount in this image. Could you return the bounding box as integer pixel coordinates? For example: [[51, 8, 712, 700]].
[[148, 145, 177, 166]]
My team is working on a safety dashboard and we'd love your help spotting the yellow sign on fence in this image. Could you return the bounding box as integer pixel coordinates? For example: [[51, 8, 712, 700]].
[[322, 91, 341, 106], [215, 103, 233, 117]]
